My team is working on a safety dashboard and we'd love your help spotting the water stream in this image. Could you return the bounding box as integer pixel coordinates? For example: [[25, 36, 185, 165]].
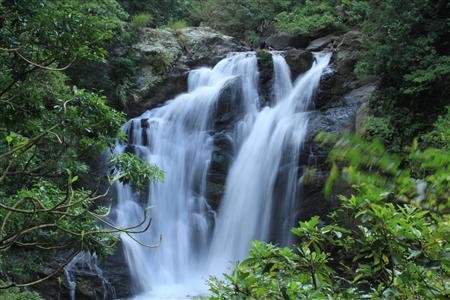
[[111, 51, 331, 299]]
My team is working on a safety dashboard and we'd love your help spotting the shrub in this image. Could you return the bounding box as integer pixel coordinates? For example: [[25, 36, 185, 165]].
[[364, 116, 394, 144], [162, 19, 189, 30], [131, 13, 151, 31], [276, 0, 343, 35], [420, 106, 450, 150], [190, 0, 296, 40]]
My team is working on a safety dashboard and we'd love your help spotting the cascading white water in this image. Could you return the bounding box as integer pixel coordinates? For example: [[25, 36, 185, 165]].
[[208, 52, 331, 273], [272, 52, 293, 103], [111, 51, 330, 299], [64, 252, 114, 300], [112, 52, 259, 298]]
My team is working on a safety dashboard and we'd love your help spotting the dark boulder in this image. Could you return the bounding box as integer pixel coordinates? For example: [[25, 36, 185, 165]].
[[128, 27, 249, 117], [306, 34, 337, 52], [214, 77, 245, 131], [205, 131, 233, 209], [285, 49, 314, 78], [315, 30, 364, 109], [256, 50, 274, 106], [264, 33, 309, 50]]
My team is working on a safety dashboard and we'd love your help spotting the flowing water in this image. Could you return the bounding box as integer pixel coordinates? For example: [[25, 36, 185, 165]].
[[64, 252, 114, 300], [111, 51, 331, 299]]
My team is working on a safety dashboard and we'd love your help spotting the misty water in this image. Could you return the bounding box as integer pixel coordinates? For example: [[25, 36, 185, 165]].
[[111, 51, 331, 299]]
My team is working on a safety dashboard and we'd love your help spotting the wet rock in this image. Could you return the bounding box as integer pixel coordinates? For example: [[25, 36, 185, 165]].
[[128, 65, 189, 117], [33, 248, 133, 300], [214, 77, 245, 131], [306, 34, 337, 51], [176, 27, 247, 66], [296, 82, 377, 220], [344, 82, 377, 106], [285, 49, 313, 78], [128, 27, 249, 117], [100, 246, 133, 298], [264, 33, 309, 50], [315, 30, 364, 109], [206, 132, 233, 209], [356, 101, 370, 135], [296, 172, 337, 221], [256, 50, 274, 105]]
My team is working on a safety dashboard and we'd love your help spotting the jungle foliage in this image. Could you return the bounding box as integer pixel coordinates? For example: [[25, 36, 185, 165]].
[[357, 0, 450, 151], [0, 0, 161, 290]]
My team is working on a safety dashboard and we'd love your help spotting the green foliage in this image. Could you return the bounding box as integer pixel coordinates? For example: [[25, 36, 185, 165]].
[[0, 0, 126, 63], [209, 133, 449, 299], [131, 13, 152, 31], [0, 0, 162, 291], [356, 0, 449, 148], [161, 20, 189, 30], [340, 0, 370, 25], [0, 180, 119, 254], [421, 107, 450, 150], [190, 0, 296, 41], [119, 0, 192, 26], [109, 152, 164, 191], [0, 283, 42, 300], [247, 31, 262, 48], [276, 0, 343, 35], [363, 115, 394, 145], [189, 0, 368, 43]]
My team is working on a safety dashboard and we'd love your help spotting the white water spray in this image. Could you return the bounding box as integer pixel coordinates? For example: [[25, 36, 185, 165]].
[[208, 52, 331, 273], [111, 51, 331, 299]]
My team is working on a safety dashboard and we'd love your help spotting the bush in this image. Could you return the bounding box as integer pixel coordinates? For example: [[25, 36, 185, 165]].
[[276, 0, 343, 35], [356, 0, 449, 150], [0, 284, 42, 300], [420, 106, 450, 150], [190, 0, 296, 41], [363, 116, 394, 144], [161, 19, 189, 30], [131, 13, 151, 31], [119, 0, 191, 26]]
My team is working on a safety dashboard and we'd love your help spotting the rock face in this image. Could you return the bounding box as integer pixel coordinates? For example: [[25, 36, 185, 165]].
[[128, 27, 248, 117], [296, 83, 377, 220], [264, 33, 310, 50], [284, 49, 313, 78], [306, 34, 338, 51], [32, 250, 130, 300], [294, 30, 377, 221]]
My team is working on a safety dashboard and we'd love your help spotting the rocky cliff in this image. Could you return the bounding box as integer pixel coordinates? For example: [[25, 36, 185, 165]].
[[127, 27, 248, 117]]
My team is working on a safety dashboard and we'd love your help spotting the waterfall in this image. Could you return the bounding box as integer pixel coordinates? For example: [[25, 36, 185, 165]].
[[112, 52, 259, 298], [111, 51, 331, 299], [64, 252, 115, 300], [272, 52, 293, 103], [208, 52, 331, 273]]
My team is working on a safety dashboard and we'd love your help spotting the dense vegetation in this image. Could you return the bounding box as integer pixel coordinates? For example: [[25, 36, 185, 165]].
[[0, 0, 162, 295], [0, 0, 448, 298]]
